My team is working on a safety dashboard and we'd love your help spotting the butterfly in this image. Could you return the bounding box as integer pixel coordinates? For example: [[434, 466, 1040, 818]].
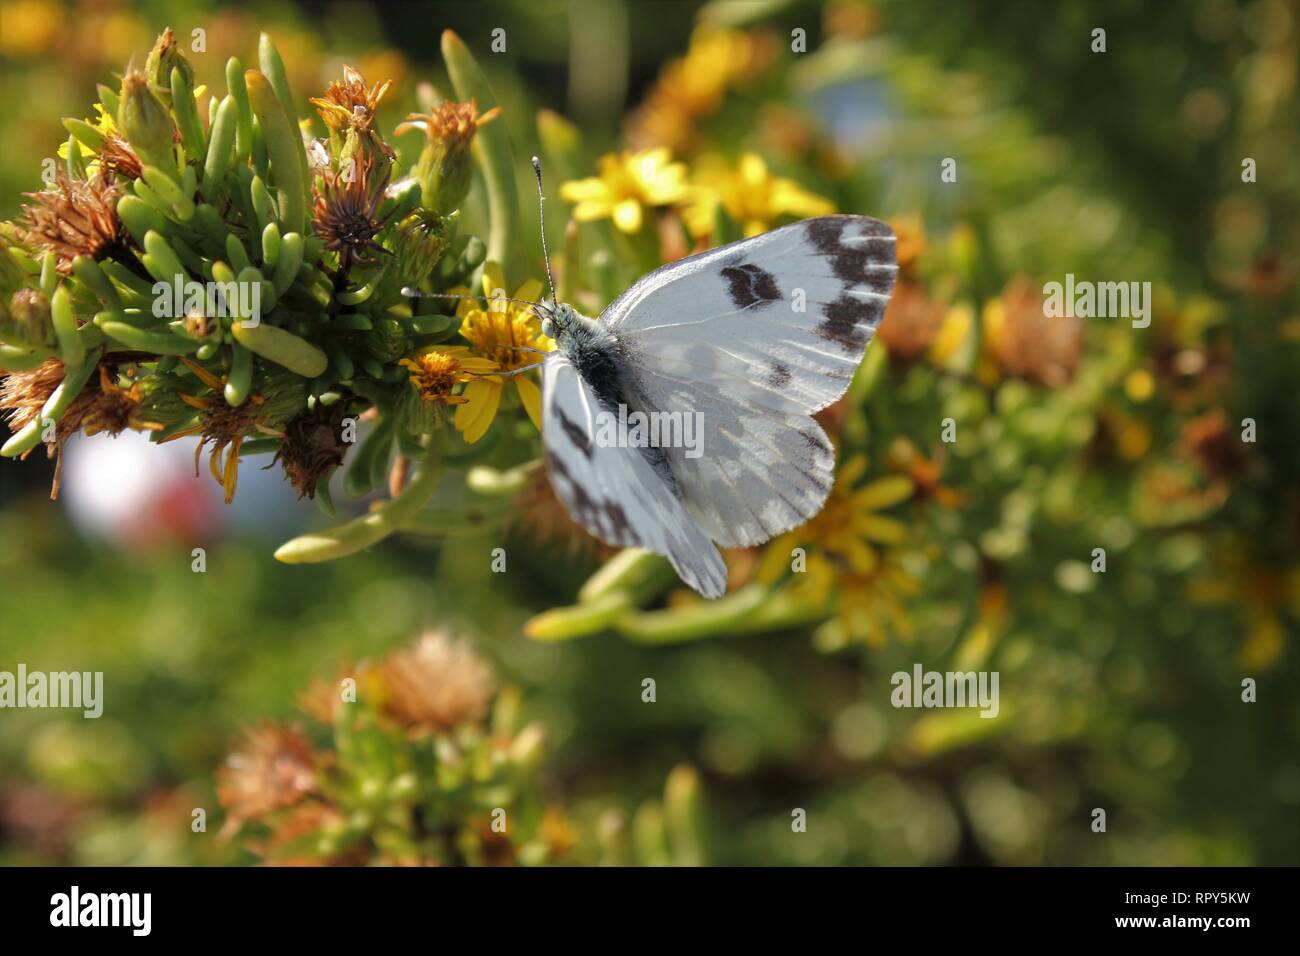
[[410, 160, 898, 598]]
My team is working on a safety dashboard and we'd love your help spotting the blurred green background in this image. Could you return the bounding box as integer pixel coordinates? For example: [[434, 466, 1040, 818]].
[[1, 0, 1297, 865]]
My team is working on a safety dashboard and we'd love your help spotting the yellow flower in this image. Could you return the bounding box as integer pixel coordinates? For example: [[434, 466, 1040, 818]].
[[627, 25, 775, 152], [399, 346, 498, 405], [890, 214, 927, 277], [0, 0, 65, 58], [454, 262, 553, 443], [816, 552, 924, 650], [759, 454, 919, 646], [683, 152, 835, 239], [559, 148, 688, 233], [1188, 537, 1298, 670], [761, 455, 914, 577], [56, 103, 118, 167], [929, 303, 973, 368]]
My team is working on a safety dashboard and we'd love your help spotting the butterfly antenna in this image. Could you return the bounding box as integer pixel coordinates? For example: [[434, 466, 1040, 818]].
[[400, 288, 549, 314], [532, 156, 558, 305]]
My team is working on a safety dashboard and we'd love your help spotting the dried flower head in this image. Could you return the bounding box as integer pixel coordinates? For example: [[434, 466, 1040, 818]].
[[311, 65, 392, 135], [397, 98, 500, 156], [376, 632, 496, 734], [270, 405, 350, 499], [311, 154, 394, 272], [16, 174, 125, 273], [97, 133, 144, 182], [511, 464, 607, 560], [878, 281, 949, 364], [68, 365, 160, 439], [982, 277, 1083, 388], [216, 721, 317, 833], [1, 358, 159, 497], [1180, 408, 1249, 483], [161, 358, 289, 503], [0, 356, 63, 439], [1, 288, 55, 349]]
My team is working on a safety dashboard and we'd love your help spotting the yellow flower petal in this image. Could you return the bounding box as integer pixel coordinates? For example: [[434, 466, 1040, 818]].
[[480, 261, 507, 300], [858, 514, 908, 545], [844, 538, 879, 573], [612, 198, 643, 233], [573, 199, 612, 222], [515, 278, 543, 304], [515, 374, 543, 432], [559, 178, 608, 203], [854, 475, 914, 510], [838, 454, 869, 487], [454, 379, 502, 444]]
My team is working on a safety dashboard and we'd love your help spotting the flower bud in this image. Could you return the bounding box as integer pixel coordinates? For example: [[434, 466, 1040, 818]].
[[508, 723, 547, 771], [390, 209, 449, 290], [0, 234, 27, 296], [144, 27, 194, 102], [118, 68, 176, 170], [396, 100, 500, 215], [0, 289, 55, 350]]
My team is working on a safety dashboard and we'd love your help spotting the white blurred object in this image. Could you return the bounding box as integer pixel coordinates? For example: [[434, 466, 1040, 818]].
[[61, 430, 309, 550]]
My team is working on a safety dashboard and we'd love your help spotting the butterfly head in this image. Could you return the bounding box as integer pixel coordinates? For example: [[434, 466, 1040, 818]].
[[539, 300, 578, 340]]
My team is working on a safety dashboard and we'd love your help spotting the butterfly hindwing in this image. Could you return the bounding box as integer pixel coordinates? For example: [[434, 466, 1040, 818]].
[[541, 351, 728, 598], [600, 215, 897, 547]]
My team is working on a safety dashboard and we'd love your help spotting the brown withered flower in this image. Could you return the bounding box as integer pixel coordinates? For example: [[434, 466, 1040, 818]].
[[375, 632, 496, 736], [982, 276, 1083, 388], [1180, 408, 1249, 484], [311, 65, 392, 135], [160, 357, 270, 503], [877, 281, 947, 364], [311, 154, 394, 272], [270, 404, 349, 499], [216, 721, 318, 836], [396, 99, 500, 213], [70, 365, 160, 439], [0, 356, 63, 439], [296, 664, 360, 726], [396, 99, 500, 151], [16, 174, 126, 273], [1, 358, 160, 498], [250, 803, 368, 867], [511, 464, 608, 561], [98, 133, 144, 182]]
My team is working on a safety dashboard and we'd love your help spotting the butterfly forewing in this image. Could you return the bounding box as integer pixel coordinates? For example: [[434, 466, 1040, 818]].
[[541, 351, 728, 597], [599, 215, 897, 548]]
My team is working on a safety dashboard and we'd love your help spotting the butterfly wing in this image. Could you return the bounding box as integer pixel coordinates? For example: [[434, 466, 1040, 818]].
[[602, 215, 897, 547], [541, 351, 728, 598]]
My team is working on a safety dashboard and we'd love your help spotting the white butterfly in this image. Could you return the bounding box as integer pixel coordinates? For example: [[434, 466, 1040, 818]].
[[410, 162, 898, 598]]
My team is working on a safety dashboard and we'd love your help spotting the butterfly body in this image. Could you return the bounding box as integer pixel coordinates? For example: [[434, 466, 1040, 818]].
[[536, 214, 898, 599], [543, 304, 624, 405]]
